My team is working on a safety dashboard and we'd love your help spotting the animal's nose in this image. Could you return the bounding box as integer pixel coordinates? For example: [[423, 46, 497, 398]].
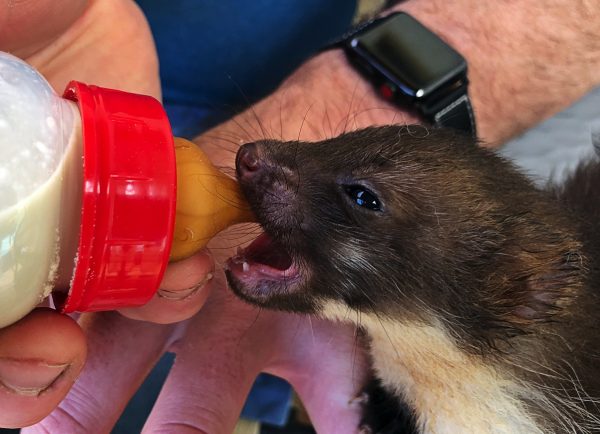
[[236, 142, 261, 180]]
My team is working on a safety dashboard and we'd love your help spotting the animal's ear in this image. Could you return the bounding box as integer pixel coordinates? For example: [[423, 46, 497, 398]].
[[513, 246, 585, 322]]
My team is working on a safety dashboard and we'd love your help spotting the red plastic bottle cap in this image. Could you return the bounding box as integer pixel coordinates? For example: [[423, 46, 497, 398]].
[[59, 82, 176, 313]]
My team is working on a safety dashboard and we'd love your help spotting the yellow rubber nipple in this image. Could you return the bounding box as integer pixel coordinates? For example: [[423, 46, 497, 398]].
[[171, 138, 255, 261]]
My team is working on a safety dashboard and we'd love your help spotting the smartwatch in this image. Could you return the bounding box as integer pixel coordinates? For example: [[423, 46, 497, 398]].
[[339, 12, 476, 137]]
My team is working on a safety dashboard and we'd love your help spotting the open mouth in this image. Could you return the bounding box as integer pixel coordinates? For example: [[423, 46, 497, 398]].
[[225, 232, 303, 301]]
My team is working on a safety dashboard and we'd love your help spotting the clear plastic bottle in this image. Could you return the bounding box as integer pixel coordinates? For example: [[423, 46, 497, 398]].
[[0, 52, 253, 328]]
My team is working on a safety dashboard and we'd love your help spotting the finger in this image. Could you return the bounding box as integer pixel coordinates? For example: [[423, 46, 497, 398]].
[[0, 309, 86, 428], [143, 285, 272, 434], [119, 250, 215, 324], [269, 317, 370, 434], [0, 0, 88, 58], [23, 312, 181, 434], [25, 0, 161, 98]]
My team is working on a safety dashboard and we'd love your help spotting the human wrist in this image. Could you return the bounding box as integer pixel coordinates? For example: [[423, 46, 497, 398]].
[[278, 49, 419, 136], [196, 49, 418, 170]]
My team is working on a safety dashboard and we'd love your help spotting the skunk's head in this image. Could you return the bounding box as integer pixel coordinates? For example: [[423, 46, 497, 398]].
[[226, 126, 584, 348]]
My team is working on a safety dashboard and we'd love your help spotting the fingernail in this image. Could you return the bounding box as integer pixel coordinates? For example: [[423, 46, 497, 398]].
[[158, 273, 214, 300], [0, 357, 69, 396]]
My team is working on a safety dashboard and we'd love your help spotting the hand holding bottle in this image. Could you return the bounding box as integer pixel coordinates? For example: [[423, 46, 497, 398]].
[[0, 0, 218, 426]]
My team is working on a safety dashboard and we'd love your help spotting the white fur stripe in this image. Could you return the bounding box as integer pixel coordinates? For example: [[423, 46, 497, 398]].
[[320, 301, 544, 434]]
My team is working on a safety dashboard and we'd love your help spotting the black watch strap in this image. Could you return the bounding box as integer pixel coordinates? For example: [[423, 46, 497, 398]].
[[434, 95, 476, 136], [421, 85, 477, 137]]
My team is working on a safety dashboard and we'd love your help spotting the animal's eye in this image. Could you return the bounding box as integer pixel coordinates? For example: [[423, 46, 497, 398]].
[[344, 185, 382, 211]]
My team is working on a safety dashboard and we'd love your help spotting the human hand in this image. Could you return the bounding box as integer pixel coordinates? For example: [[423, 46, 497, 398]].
[[0, 0, 214, 427]]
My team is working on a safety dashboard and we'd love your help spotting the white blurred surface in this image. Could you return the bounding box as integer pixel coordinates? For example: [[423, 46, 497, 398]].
[[500, 86, 600, 185]]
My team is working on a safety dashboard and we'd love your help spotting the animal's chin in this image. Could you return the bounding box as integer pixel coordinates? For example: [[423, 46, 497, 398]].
[[225, 232, 305, 305]]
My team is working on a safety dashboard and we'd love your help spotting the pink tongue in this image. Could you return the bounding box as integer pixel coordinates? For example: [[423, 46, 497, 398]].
[[245, 233, 293, 271], [227, 232, 298, 282]]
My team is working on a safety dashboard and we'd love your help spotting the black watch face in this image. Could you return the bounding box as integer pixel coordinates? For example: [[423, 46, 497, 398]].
[[349, 13, 467, 100]]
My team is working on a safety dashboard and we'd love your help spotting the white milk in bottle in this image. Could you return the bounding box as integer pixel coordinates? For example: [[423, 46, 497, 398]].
[[0, 52, 81, 328]]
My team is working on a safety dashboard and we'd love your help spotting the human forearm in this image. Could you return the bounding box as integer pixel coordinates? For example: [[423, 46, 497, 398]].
[[197, 0, 600, 164]]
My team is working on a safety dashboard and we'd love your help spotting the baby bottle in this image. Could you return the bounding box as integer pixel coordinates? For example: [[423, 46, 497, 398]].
[[0, 52, 253, 328]]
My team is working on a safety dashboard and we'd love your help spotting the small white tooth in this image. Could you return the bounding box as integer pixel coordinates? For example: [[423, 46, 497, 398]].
[[242, 261, 250, 272]]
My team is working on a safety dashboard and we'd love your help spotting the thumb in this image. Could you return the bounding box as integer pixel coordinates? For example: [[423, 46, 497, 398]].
[[0, 309, 86, 428]]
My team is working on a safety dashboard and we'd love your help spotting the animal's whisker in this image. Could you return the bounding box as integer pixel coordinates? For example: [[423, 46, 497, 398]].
[[224, 125, 600, 433]]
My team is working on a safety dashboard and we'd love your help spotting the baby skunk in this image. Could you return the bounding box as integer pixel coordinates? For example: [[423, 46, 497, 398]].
[[225, 126, 600, 434]]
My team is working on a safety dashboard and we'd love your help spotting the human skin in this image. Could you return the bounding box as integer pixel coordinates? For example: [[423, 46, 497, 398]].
[[4, 0, 600, 432]]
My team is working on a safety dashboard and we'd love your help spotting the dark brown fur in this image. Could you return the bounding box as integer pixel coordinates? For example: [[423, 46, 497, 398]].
[[226, 126, 600, 433]]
